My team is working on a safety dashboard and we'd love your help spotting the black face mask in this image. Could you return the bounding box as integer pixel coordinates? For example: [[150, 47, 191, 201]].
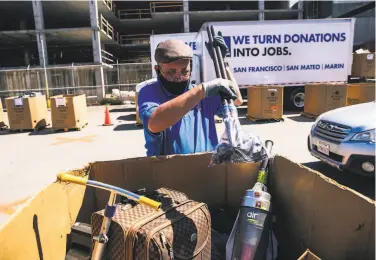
[[156, 68, 190, 96]]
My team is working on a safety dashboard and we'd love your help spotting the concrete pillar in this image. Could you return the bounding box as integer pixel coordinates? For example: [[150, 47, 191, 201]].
[[258, 0, 265, 21], [32, 0, 48, 66], [183, 0, 190, 33], [89, 0, 105, 98], [298, 0, 304, 19]]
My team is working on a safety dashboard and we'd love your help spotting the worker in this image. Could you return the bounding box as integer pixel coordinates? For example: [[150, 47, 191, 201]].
[[138, 37, 243, 156]]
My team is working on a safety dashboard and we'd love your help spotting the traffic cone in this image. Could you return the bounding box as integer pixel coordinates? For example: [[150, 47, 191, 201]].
[[103, 105, 113, 126]]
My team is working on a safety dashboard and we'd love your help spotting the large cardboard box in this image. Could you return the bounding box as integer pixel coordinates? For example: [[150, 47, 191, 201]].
[[352, 53, 375, 77], [247, 85, 284, 119], [0, 153, 374, 260], [346, 83, 376, 106], [5, 95, 48, 130], [50, 94, 88, 130], [304, 83, 347, 116]]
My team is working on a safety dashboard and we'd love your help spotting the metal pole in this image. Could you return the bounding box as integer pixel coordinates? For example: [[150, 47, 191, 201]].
[[71, 62, 75, 94], [40, 37, 50, 108], [116, 59, 120, 90], [91, 191, 117, 260]]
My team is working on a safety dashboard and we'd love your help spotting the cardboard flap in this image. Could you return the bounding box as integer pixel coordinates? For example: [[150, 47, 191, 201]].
[[272, 156, 375, 260], [0, 182, 86, 260], [226, 162, 260, 209], [152, 153, 227, 208], [91, 153, 228, 209]]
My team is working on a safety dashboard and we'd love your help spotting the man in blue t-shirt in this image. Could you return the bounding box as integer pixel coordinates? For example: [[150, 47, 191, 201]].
[[138, 38, 243, 156]]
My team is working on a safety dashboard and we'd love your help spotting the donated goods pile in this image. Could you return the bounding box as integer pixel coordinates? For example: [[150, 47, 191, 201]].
[[111, 89, 136, 103]]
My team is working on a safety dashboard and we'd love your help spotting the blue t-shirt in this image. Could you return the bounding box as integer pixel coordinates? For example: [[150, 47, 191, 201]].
[[138, 78, 221, 156]]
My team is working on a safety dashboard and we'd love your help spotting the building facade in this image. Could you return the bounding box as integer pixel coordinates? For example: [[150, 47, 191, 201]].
[[0, 0, 374, 99]]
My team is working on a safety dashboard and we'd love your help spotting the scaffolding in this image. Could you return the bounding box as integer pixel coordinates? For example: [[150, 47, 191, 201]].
[[118, 1, 184, 20]]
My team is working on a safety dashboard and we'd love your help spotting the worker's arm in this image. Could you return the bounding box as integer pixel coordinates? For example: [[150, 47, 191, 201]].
[[148, 85, 203, 133], [148, 78, 237, 133]]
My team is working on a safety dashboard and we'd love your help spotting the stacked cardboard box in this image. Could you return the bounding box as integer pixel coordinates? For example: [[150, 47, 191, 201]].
[[304, 83, 347, 116], [50, 94, 88, 130], [247, 85, 284, 120], [5, 95, 48, 130], [346, 82, 376, 106], [352, 52, 375, 77]]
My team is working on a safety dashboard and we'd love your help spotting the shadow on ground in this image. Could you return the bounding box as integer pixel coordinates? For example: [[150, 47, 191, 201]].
[[302, 161, 375, 200], [109, 107, 135, 113], [117, 114, 136, 121], [28, 127, 90, 136], [238, 117, 284, 125], [0, 127, 56, 136], [114, 123, 142, 131], [287, 115, 315, 123]]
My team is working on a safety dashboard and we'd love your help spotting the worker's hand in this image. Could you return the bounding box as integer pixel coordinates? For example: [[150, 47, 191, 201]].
[[201, 78, 237, 100], [205, 31, 229, 59]]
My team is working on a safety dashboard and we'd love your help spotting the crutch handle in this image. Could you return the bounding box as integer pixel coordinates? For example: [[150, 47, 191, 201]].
[[57, 173, 87, 186], [57, 173, 161, 211], [139, 196, 161, 210]]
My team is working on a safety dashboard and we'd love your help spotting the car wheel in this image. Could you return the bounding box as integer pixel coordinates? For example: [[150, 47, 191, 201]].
[[289, 88, 305, 111]]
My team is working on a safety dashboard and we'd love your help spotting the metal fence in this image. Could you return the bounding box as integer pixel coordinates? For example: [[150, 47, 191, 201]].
[[0, 63, 153, 101]]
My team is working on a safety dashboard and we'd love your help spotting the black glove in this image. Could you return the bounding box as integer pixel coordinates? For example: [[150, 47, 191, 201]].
[[205, 31, 228, 60]]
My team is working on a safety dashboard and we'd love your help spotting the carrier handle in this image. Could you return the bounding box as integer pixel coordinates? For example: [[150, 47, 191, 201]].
[[57, 173, 161, 210]]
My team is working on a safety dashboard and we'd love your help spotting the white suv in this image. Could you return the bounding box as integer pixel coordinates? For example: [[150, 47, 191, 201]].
[[308, 101, 376, 177]]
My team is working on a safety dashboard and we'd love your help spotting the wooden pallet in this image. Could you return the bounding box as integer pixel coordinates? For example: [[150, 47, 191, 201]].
[[9, 126, 46, 133], [51, 122, 88, 133], [301, 112, 318, 119], [246, 115, 284, 122]]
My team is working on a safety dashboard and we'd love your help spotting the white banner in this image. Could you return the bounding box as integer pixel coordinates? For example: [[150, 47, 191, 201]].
[[198, 19, 355, 85]]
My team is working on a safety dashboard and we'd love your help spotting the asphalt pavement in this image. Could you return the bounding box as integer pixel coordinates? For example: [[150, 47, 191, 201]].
[[0, 104, 374, 226]]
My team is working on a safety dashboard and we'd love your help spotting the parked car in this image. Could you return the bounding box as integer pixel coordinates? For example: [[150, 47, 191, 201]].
[[308, 101, 376, 177]]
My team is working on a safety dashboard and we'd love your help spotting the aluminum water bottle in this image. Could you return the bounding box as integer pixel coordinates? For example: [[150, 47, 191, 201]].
[[230, 185, 272, 260]]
